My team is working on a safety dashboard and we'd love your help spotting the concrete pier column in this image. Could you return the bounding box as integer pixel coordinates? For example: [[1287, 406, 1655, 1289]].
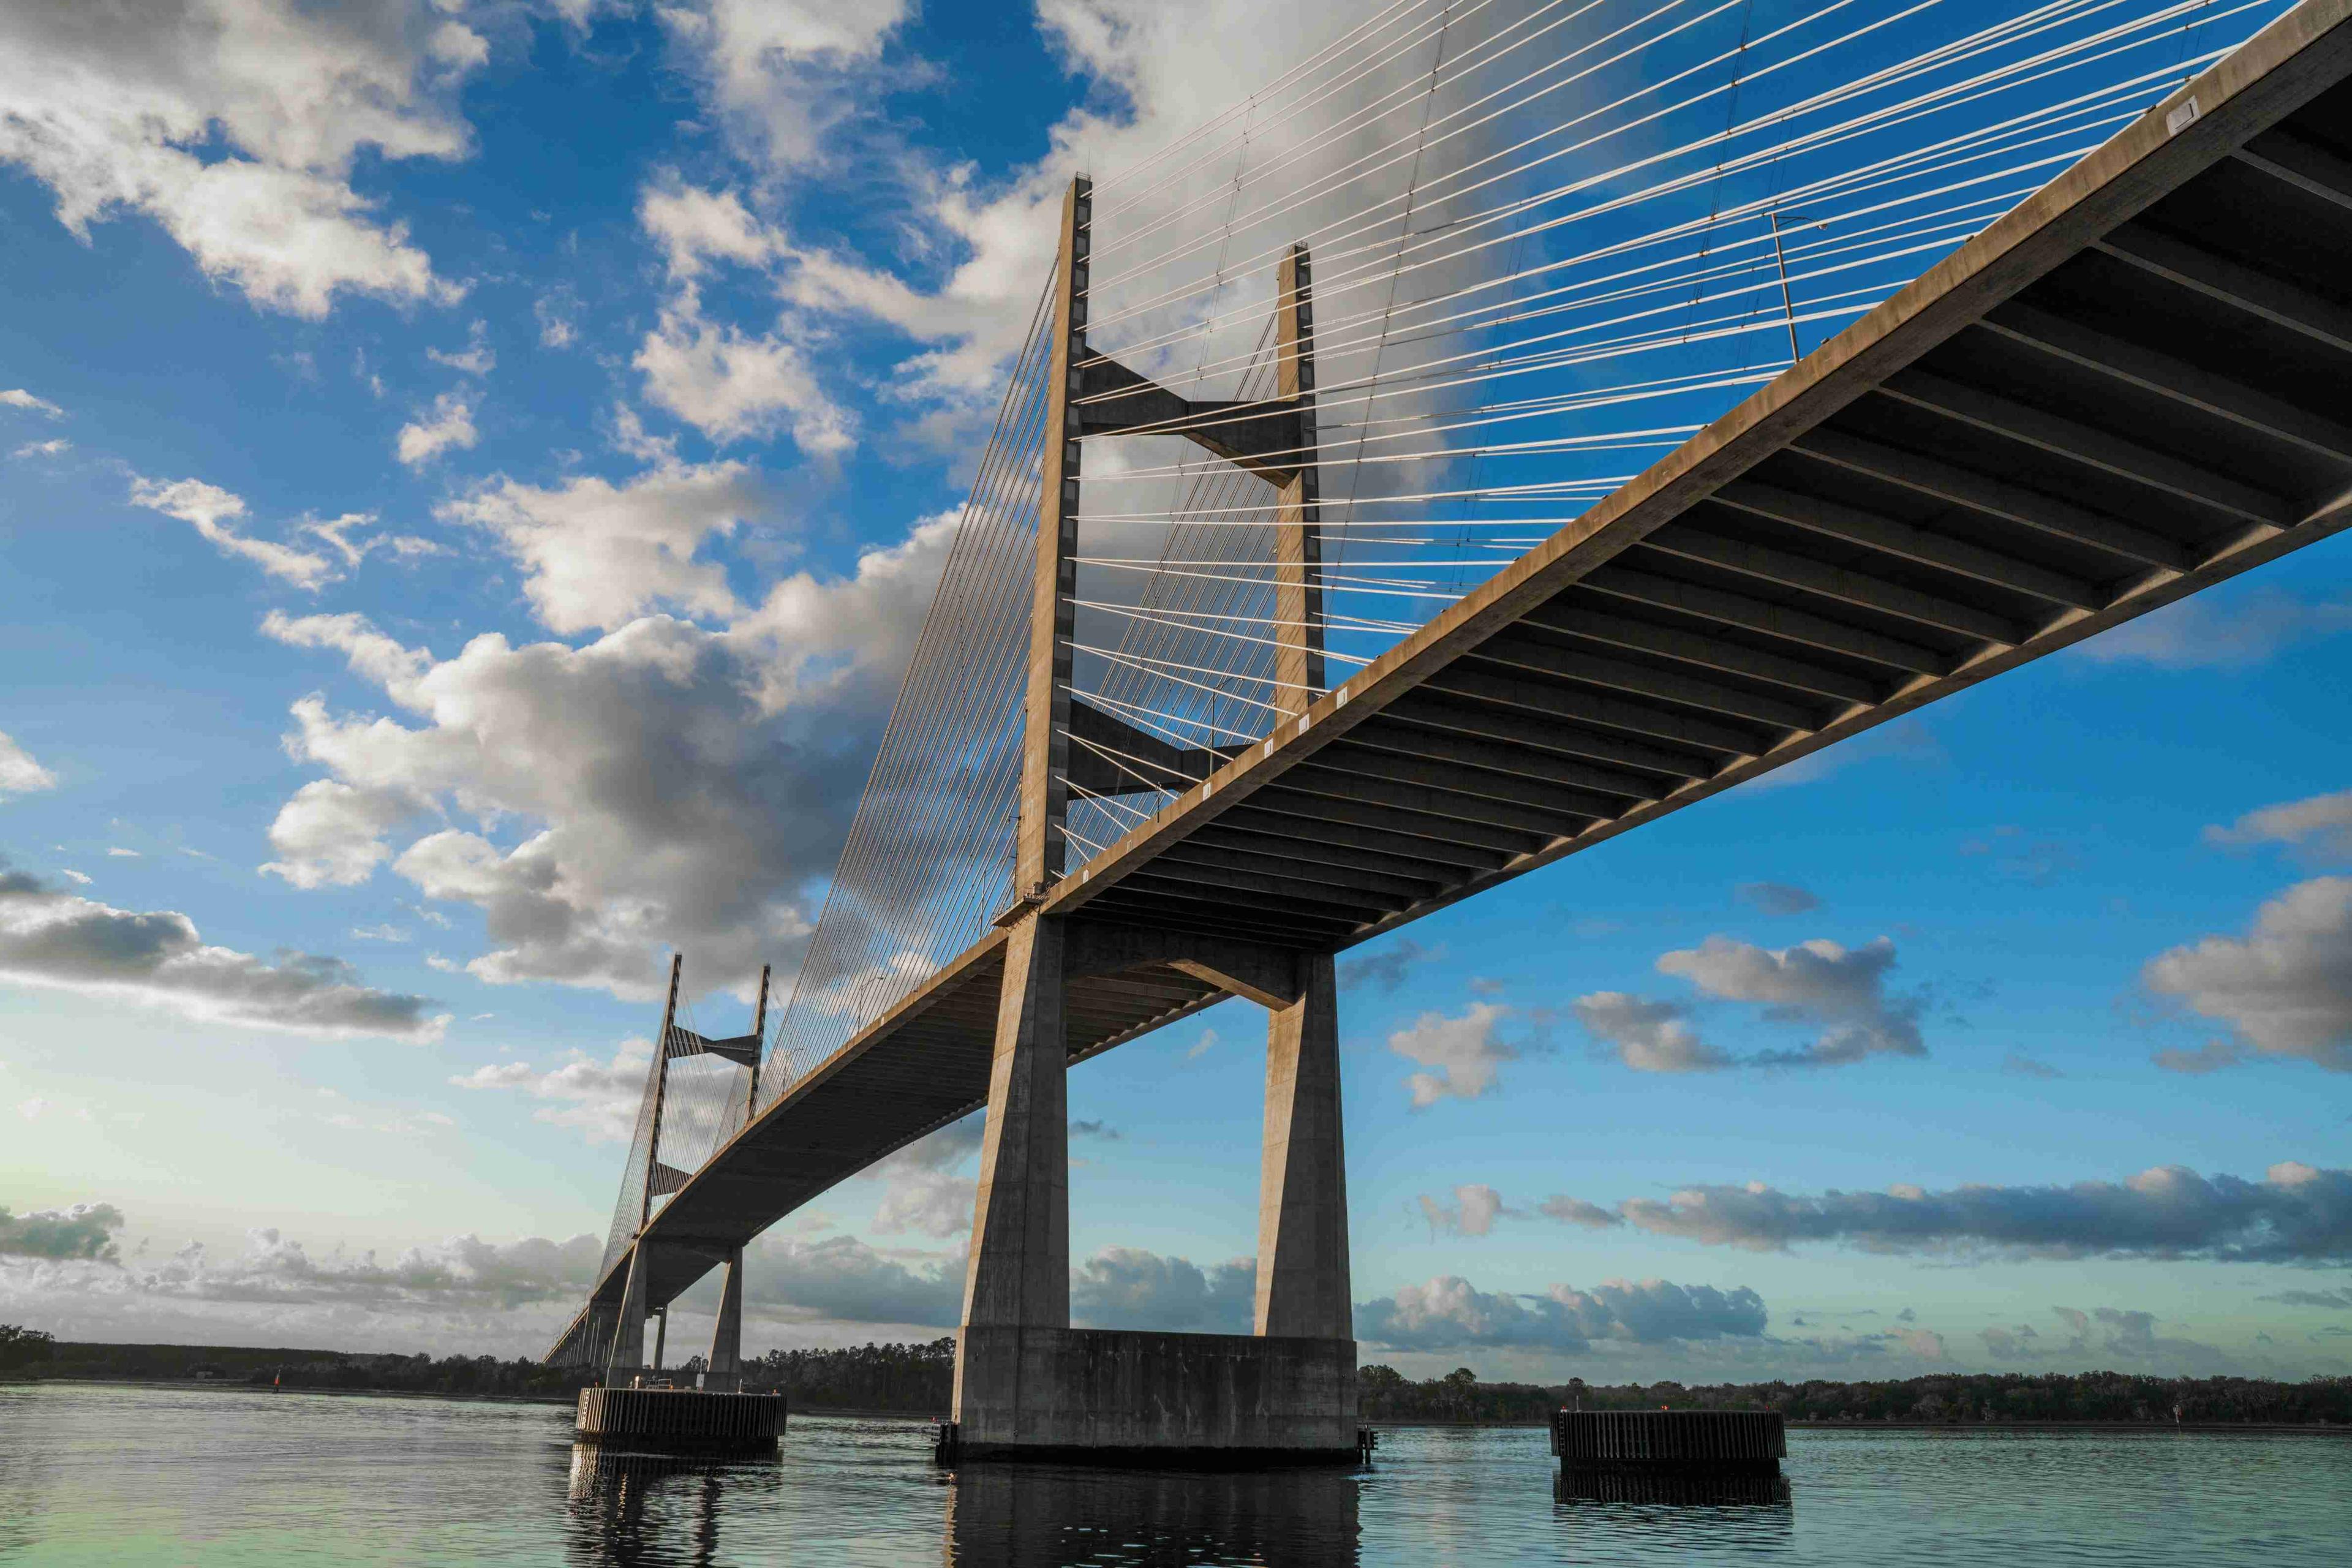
[[953, 913, 1071, 1437], [706, 1247, 744, 1392], [1256, 952, 1351, 1340], [604, 1242, 651, 1386]]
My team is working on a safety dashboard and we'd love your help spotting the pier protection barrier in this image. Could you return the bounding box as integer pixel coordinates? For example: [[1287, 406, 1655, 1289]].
[[1550, 1411, 1785, 1476], [575, 1386, 785, 1453], [943, 1329, 1360, 1467]]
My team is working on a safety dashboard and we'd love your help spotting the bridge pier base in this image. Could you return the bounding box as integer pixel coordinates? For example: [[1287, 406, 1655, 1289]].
[[949, 915, 1359, 1466]]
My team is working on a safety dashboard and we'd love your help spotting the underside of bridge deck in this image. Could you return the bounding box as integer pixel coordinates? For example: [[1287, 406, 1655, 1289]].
[[549, 0, 2352, 1371], [1047, 18, 2352, 946]]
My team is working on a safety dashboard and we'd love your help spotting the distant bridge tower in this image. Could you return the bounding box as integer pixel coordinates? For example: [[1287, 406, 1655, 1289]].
[[581, 954, 769, 1389], [945, 177, 1360, 1464]]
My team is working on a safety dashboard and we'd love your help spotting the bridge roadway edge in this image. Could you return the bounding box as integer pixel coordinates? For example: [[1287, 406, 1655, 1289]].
[[549, 0, 2352, 1368]]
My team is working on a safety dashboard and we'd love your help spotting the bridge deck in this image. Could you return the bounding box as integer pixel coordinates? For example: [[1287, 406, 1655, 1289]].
[[552, 0, 2352, 1352]]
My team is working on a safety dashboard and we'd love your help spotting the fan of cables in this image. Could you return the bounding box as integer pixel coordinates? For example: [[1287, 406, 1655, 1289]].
[[731, 0, 2289, 1130]]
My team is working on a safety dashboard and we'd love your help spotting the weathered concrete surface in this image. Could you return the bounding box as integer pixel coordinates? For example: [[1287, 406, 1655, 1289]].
[[953, 1327, 1357, 1461], [603, 1241, 651, 1387], [957, 914, 1071, 1335], [1257, 952, 1350, 1340], [705, 1247, 744, 1392]]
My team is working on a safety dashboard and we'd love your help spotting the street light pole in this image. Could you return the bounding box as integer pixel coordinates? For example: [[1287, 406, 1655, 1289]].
[[1766, 209, 1827, 366]]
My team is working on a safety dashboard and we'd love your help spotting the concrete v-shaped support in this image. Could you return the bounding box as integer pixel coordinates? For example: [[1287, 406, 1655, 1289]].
[[1258, 952, 1350, 1340], [952, 914, 1356, 1462]]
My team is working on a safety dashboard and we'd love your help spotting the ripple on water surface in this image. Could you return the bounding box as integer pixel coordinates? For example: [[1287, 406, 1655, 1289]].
[[1, 1384, 2346, 1565]]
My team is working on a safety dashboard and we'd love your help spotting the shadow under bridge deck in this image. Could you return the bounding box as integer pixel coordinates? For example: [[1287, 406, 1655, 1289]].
[[555, 0, 2352, 1343]]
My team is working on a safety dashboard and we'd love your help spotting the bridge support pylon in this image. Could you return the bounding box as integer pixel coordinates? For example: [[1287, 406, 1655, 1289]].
[[948, 915, 1357, 1466]]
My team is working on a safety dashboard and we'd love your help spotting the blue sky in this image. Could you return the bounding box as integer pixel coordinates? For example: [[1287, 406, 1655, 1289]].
[[1, 0, 2347, 1381]]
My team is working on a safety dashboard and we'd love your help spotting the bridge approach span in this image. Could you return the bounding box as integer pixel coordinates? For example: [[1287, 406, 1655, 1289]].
[[550, 1, 2352, 1357]]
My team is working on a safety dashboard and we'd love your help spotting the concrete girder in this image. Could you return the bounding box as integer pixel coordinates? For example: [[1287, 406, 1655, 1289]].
[[1376, 690, 1713, 783], [1192, 810, 1506, 878], [1579, 566, 1953, 675], [1787, 423, 2195, 571], [1514, 603, 1885, 705], [1427, 661, 1769, 756], [1882, 371, 2300, 527], [2232, 124, 2352, 212], [1301, 742, 1627, 824], [1712, 478, 2109, 609], [1642, 526, 2023, 644], [2095, 224, 2352, 358], [1274, 763, 1597, 843], [1246, 781, 1550, 856], [1471, 631, 1826, 729], [1121, 862, 1404, 922], [1979, 303, 2352, 468], [1150, 839, 1447, 903], [1338, 718, 1657, 801]]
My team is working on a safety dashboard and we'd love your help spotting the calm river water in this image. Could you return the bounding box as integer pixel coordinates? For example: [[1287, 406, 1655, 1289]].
[[2, 1382, 2346, 1565]]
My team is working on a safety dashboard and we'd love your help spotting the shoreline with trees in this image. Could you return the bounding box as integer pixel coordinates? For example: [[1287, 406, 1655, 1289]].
[[8, 1327, 2347, 1429]]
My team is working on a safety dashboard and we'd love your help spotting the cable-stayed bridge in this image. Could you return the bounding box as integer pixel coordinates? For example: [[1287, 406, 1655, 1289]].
[[548, 0, 2352, 1460]]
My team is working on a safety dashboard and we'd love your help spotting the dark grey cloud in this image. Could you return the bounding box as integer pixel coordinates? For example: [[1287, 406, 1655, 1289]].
[[1959, 826, 2078, 886], [1572, 992, 1732, 1073], [257, 502, 952, 1002], [1983, 1306, 2228, 1371], [2002, 1053, 2062, 1080], [1072, 1247, 1253, 1333], [1340, 937, 1439, 995], [2262, 1287, 2352, 1309], [0, 858, 443, 1038], [867, 1114, 982, 1239], [1735, 881, 1820, 916], [1660, 935, 1923, 1066], [2144, 876, 2352, 1072], [2153, 1040, 2242, 1075], [745, 1234, 962, 1327], [1575, 932, 1924, 1072], [1537, 1195, 1623, 1230], [1357, 1276, 1768, 1352], [126, 1229, 599, 1312], [0, 1202, 123, 1262], [1556, 1160, 2352, 1262]]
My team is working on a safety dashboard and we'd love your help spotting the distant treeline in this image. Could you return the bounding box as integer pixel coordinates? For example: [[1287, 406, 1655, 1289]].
[[1357, 1365, 2352, 1426], [9, 1327, 2349, 1426], [740, 1337, 957, 1409], [4, 1330, 590, 1400]]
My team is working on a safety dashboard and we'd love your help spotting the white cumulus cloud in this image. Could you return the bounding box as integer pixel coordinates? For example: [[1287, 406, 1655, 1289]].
[[395, 391, 478, 467], [0, 0, 475, 318], [129, 475, 334, 589], [2144, 876, 2352, 1072], [0, 731, 59, 800], [1387, 1001, 1516, 1108]]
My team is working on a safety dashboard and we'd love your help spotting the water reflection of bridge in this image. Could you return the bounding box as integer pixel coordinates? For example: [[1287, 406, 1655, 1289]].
[[560, 1425, 1806, 1567]]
